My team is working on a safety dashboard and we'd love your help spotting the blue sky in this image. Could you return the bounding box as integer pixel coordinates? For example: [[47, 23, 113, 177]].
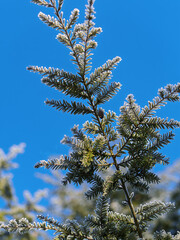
[[0, 0, 180, 202]]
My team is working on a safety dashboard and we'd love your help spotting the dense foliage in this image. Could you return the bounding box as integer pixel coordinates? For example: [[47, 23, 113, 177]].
[[1, 0, 180, 239]]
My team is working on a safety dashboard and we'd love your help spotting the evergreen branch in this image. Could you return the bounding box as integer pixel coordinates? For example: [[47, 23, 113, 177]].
[[124, 170, 149, 192], [85, 0, 95, 21], [126, 94, 141, 122], [89, 56, 121, 85], [56, 33, 70, 46], [116, 124, 132, 143], [103, 170, 122, 196], [42, 75, 88, 99], [45, 99, 93, 115], [61, 132, 92, 153], [66, 8, 80, 30], [60, 154, 98, 186], [34, 157, 69, 170], [45, 1, 83, 70], [73, 43, 85, 55], [42, 68, 82, 82], [81, 147, 95, 167], [117, 150, 169, 167], [149, 131, 175, 150], [0, 218, 56, 234], [71, 124, 86, 141], [38, 12, 63, 30], [88, 71, 112, 95], [131, 180, 149, 192], [116, 84, 180, 162], [123, 162, 161, 190], [102, 110, 117, 125], [94, 82, 121, 106], [81, 0, 96, 77], [136, 201, 175, 222], [27, 66, 61, 76], [94, 195, 109, 224], [106, 129, 118, 142], [115, 137, 127, 157], [83, 120, 99, 134], [85, 174, 104, 199], [72, 23, 86, 41], [120, 94, 141, 126], [38, 216, 93, 240], [31, 0, 52, 7], [149, 152, 169, 165], [142, 171, 160, 184], [118, 95, 141, 134], [118, 155, 133, 167], [87, 40, 97, 50], [89, 27, 102, 39], [118, 108, 135, 131], [37, 215, 62, 228], [61, 132, 85, 149], [64, 220, 82, 237], [108, 212, 134, 226], [154, 230, 180, 240], [92, 134, 107, 154], [57, 0, 64, 12], [28, 66, 87, 99], [141, 83, 180, 119], [144, 117, 180, 129], [85, 215, 98, 228]]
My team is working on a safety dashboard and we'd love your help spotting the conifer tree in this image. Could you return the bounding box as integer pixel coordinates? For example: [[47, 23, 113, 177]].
[[37, 158, 180, 238], [0, 144, 48, 240], [1, 0, 180, 239]]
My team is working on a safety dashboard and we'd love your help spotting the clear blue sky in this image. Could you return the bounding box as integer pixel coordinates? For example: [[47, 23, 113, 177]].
[[0, 0, 180, 202]]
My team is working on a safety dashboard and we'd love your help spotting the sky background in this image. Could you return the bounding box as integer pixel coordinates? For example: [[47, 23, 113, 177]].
[[0, 0, 180, 203]]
